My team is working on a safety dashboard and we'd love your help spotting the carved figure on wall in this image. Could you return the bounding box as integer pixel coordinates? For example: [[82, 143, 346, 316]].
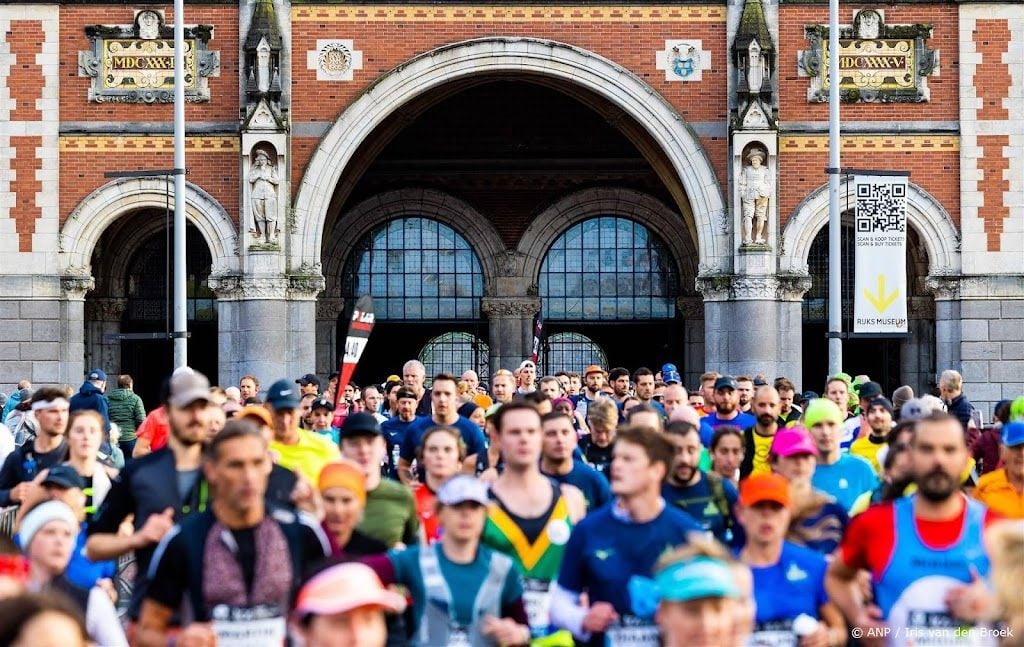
[[256, 39, 272, 94], [738, 148, 771, 245], [746, 40, 767, 93], [855, 10, 882, 40], [137, 11, 160, 40], [249, 149, 280, 243]]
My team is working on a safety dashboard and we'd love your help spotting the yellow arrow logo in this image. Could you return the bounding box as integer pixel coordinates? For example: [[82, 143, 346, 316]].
[[864, 275, 900, 312]]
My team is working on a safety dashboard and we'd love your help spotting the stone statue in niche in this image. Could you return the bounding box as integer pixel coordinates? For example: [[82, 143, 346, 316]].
[[746, 40, 767, 94], [249, 149, 280, 244], [256, 39, 272, 94], [738, 148, 771, 245], [137, 11, 161, 40], [855, 9, 882, 40]]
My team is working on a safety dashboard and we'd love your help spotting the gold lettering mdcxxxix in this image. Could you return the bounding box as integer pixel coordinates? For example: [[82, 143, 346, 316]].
[[102, 39, 198, 91], [823, 39, 915, 91]]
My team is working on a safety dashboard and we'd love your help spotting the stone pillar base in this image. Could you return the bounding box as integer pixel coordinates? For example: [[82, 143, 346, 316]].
[[482, 297, 541, 374]]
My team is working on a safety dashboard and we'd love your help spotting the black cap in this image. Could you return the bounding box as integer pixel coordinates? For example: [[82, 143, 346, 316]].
[[858, 381, 883, 401], [339, 412, 382, 439], [867, 397, 894, 415], [42, 465, 85, 490], [310, 397, 334, 411], [296, 373, 321, 387], [714, 376, 738, 391], [753, 376, 768, 387]]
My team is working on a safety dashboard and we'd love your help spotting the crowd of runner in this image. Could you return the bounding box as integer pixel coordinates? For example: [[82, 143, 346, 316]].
[[0, 361, 1021, 646]]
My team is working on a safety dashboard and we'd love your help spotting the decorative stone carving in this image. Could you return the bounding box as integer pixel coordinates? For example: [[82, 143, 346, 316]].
[[248, 148, 281, 247], [676, 297, 705, 319], [923, 276, 960, 300], [731, 276, 778, 300], [908, 296, 936, 320], [308, 40, 364, 82], [481, 297, 542, 318], [316, 298, 345, 321], [655, 40, 712, 82], [209, 274, 288, 301], [798, 10, 938, 103], [85, 298, 128, 321], [78, 11, 220, 103], [739, 147, 772, 246], [731, 0, 777, 130], [776, 274, 813, 302], [495, 250, 525, 277], [288, 274, 327, 300], [61, 273, 96, 300], [244, 0, 283, 111], [696, 275, 732, 302]]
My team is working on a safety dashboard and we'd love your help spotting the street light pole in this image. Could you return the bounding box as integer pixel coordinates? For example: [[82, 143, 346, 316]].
[[173, 0, 188, 368], [826, 0, 842, 378]]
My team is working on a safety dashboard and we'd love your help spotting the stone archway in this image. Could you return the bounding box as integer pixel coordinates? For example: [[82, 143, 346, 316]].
[[779, 180, 960, 391], [292, 37, 728, 278], [59, 177, 238, 279], [780, 179, 960, 277]]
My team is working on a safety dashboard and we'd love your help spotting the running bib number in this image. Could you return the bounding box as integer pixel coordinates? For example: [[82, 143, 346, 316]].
[[210, 604, 286, 647], [748, 630, 798, 647], [448, 626, 472, 647], [606, 616, 660, 646], [523, 578, 553, 632]]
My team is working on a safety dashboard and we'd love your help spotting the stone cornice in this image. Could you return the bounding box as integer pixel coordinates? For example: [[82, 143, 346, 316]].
[[481, 297, 542, 318]]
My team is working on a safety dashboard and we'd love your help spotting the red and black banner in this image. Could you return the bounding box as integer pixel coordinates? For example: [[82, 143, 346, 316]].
[[332, 294, 375, 428]]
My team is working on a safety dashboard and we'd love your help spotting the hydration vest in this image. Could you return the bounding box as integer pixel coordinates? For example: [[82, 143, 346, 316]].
[[415, 543, 512, 647]]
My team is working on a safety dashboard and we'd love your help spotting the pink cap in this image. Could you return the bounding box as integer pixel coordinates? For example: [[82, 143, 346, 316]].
[[770, 426, 819, 458], [293, 562, 406, 620]]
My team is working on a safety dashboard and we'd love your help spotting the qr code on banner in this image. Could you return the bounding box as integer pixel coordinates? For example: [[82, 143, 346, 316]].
[[855, 182, 906, 233]]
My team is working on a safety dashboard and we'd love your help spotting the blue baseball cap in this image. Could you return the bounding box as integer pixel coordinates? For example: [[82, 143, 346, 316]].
[[265, 378, 300, 410], [661, 363, 682, 385], [1002, 421, 1024, 447], [87, 368, 106, 382]]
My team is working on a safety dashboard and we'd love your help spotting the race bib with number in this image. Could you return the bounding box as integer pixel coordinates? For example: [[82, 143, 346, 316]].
[[209, 604, 286, 647], [748, 630, 798, 647], [606, 615, 660, 647], [448, 626, 472, 647], [523, 578, 553, 633], [887, 577, 997, 647]]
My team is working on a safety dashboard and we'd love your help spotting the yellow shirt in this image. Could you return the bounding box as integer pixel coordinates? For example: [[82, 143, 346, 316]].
[[849, 435, 887, 475], [974, 468, 1024, 519], [271, 429, 341, 483], [750, 429, 774, 477]]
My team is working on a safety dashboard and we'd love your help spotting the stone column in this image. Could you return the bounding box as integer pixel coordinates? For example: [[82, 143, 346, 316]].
[[677, 297, 706, 388], [60, 274, 95, 386], [481, 297, 541, 374], [925, 276, 962, 389], [315, 297, 344, 378], [698, 274, 810, 386], [84, 298, 127, 375], [211, 272, 323, 388]]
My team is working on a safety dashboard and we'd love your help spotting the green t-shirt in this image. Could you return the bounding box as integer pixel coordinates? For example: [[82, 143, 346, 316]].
[[358, 478, 419, 547], [387, 544, 524, 628]]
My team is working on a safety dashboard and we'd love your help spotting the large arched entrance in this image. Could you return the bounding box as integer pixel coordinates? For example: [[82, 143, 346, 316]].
[[782, 180, 959, 395], [317, 73, 705, 380]]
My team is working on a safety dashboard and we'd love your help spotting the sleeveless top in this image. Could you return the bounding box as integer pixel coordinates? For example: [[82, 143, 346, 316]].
[[875, 495, 994, 647], [416, 543, 512, 647], [482, 480, 573, 636], [413, 483, 441, 544]]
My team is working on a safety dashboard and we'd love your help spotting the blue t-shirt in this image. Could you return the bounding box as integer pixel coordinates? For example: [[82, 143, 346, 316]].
[[387, 543, 523, 629], [399, 416, 487, 462], [556, 502, 703, 616], [749, 541, 829, 637], [811, 454, 879, 511], [793, 497, 849, 555], [661, 472, 738, 546], [381, 416, 418, 479], [704, 411, 756, 435], [544, 460, 612, 511]]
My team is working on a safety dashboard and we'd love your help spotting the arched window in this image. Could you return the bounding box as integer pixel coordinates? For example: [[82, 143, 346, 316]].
[[419, 333, 490, 379], [342, 218, 484, 320], [540, 332, 607, 375], [126, 226, 214, 322], [804, 222, 856, 323], [539, 217, 678, 320]]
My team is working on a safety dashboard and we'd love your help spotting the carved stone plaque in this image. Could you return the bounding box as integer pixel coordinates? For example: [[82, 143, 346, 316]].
[[78, 10, 220, 103]]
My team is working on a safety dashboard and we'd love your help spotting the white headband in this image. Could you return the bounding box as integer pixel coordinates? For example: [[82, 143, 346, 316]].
[[31, 397, 69, 412]]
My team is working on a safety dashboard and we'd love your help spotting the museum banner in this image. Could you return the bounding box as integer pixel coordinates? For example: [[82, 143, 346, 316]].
[[853, 173, 909, 334]]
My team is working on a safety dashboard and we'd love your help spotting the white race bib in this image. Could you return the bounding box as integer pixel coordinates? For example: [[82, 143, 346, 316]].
[[210, 605, 286, 647], [523, 579, 553, 631], [748, 630, 798, 647], [448, 627, 472, 647], [606, 616, 660, 647], [887, 577, 997, 647]]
